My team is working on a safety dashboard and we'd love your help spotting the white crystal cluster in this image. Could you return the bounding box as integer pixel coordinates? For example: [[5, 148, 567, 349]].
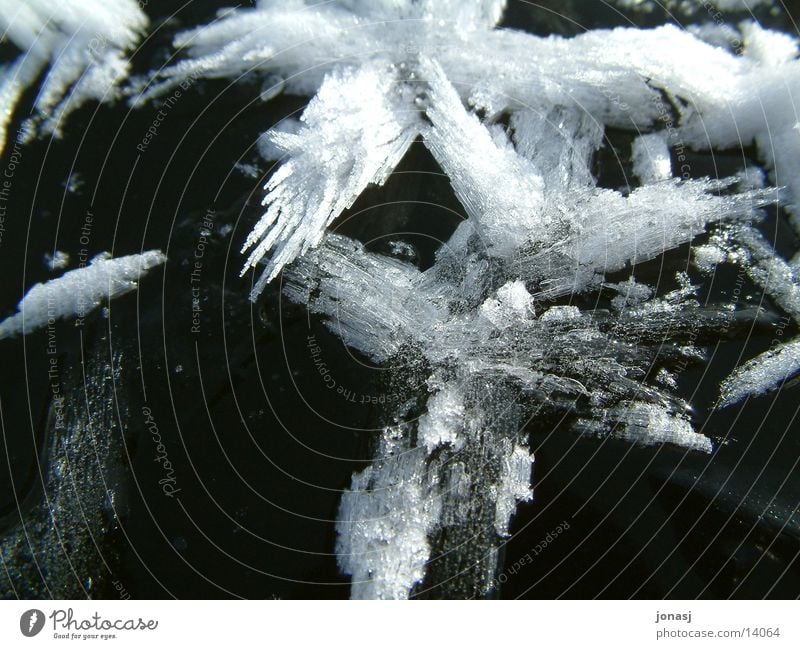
[[0, 0, 147, 152], [143, 1, 798, 285], [142, 0, 798, 598], [241, 60, 421, 297], [2, 0, 798, 599], [0, 250, 166, 339], [336, 424, 442, 600]]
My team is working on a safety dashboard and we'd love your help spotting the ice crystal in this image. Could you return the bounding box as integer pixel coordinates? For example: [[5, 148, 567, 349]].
[[696, 225, 800, 406], [632, 133, 672, 184], [240, 59, 421, 298], [2, 0, 797, 600], [142, 1, 797, 288], [0, 0, 147, 152], [0, 250, 166, 339], [613, 0, 776, 11], [150, 0, 794, 598]]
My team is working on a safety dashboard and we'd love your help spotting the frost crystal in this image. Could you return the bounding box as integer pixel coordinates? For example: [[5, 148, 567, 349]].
[[632, 133, 672, 184], [4, 0, 795, 600], [44, 250, 71, 272], [700, 225, 800, 406], [0, 250, 166, 339], [162, 0, 796, 598], [142, 2, 796, 285], [336, 425, 441, 600], [240, 60, 421, 299], [0, 0, 147, 151], [720, 340, 800, 407], [613, 0, 776, 13]]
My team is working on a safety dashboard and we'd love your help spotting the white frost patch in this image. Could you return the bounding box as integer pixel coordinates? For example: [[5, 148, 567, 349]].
[[579, 402, 712, 453], [693, 244, 728, 273], [0, 250, 166, 339], [705, 225, 800, 406], [740, 21, 798, 67], [619, 403, 711, 453], [139, 0, 800, 270], [531, 179, 771, 300], [421, 58, 547, 257], [0, 57, 40, 153], [336, 428, 440, 600], [256, 118, 301, 161], [607, 277, 654, 310], [632, 133, 672, 184], [539, 305, 581, 321], [479, 280, 534, 330], [148, 2, 798, 287], [655, 368, 678, 389], [181, 0, 798, 596], [614, 0, 775, 12], [44, 250, 70, 272], [417, 384, 466, 453]]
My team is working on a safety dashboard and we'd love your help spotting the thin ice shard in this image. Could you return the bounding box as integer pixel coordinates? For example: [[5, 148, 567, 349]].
[[0, 250, 167, 339], [612, 0, 776, 14], [702, 225, 800, 406], [421, 57, 547, 256], [720, 339, 800, 407], [575, 402, 712, 453], [286, 232, 718, 598]]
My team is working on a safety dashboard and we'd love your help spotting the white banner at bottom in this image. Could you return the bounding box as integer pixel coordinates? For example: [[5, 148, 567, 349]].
[[0, 600, 796, 648]]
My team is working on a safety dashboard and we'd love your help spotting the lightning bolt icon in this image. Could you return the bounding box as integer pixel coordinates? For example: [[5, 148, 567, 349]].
[[28, 612, 38, 632]]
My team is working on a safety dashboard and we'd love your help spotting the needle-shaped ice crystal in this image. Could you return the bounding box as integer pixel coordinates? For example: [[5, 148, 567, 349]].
[[0, 0, 147, 152]]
